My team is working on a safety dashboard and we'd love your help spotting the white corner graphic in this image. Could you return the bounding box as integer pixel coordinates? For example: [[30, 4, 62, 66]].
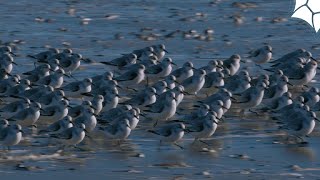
[[292, 0, 320, 32]]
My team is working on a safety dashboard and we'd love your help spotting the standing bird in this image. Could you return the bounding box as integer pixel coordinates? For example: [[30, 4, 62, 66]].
[[39, 116, 73, 134], [181, 69, 206, 95], [101, 53, 137, 71], [170, 61, 194, 83], [249, 45, 272, 65], [188, 112, 219, 145], [122, 87, 157, 108], [144, 92, 177, 125], [114, 64, 145, 88], [8, 102, 41, 127], [50, 123, 86, 147], [222, 54, 241, 76], [148, 123, 186, 149], [60, 78, 93, 98], [100, 119, 131, 143], [152, 44, 168, 60], [0, 124, 23, 150]]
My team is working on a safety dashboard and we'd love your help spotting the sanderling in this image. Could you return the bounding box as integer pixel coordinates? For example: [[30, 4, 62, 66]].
[[201, 71, 224, 95], [249, 45, 272, 64], [188, 111, 219, 145], [35, 69, 66, 88], [100, 119, 131, 142], [68, 100, 93, 119], [164, 75, 177, 90], [152, 44, 168, 60], [301, 87, 320, 107], [0, 124, 23, 150], [222, 54, 241, 76], [148, 122, 185, 149], [263, 75, 289, 104], [74, 108, 97, 132], [50, 123, 86, 147], [181, 69, 206, 95], [39, 99, 69, 122], [152, 81, 168, 95], [114, 64, 145, 88], [8, 102, 41, 127], [27, 48, 59, 62], [170, 61, 194, 83], [144, 92, 177, 125], [232, 81, 267, 111], [101, 53, 137, 71], [60, 78, 93, 98], [59, 53, 83, 74], [91, 95, 104, 115], [39, 115, 73, 134], [285, 60, 317, 86], [99, 105, 132, 122], [38, 90, 67, 108], [0, 98, 30, 119], [200, 60, 220, 73], [121, 87, 157, 108], [145, 57, 175, 83]]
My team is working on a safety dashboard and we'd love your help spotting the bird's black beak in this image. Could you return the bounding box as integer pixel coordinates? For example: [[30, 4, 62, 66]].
[[90, 106, 97, 110], [116, 85, 122, 89], [12, 61, 18, 65], [10, 52, 17, 57], [164, 49, 169, 53]]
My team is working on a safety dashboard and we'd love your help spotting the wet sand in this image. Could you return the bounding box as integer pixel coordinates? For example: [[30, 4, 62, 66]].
[[1, 0, 320, 179]]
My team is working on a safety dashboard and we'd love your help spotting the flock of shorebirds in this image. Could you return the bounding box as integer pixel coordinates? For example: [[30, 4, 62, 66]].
[[0, 43, 318, 150]]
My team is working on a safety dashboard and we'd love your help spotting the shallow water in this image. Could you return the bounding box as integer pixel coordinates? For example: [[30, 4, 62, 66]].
[[1, 0, 320, 179]]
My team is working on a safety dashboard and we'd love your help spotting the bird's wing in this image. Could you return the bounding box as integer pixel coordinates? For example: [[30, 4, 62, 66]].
[[288, 71, 305, 80], [125, 95, 144, 106], [203, 76, 213, 88], [146, 102, 165, 113], [41, 107, 57, 116], [59, 59, 72, 67], [42, 121, 61, 133], [39, 76, 52, 85], [50, 128, 73, 139], [69, 107, 82, 117], [62, 83, 80, 92], [264, 86, 276, 99], [283, 118, 303, 131], [149, 126, 172, 137], [171, 68, 182, 78], [115, 71, 137, 81], [234, 90, 251, 103], [181, 77, 193, 87], [146, 65, 162, 74], [250, 49, 261, 58], [0, 128, 8, 140], [189, 121, 205, 132], [9, 110, 28, 121]]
